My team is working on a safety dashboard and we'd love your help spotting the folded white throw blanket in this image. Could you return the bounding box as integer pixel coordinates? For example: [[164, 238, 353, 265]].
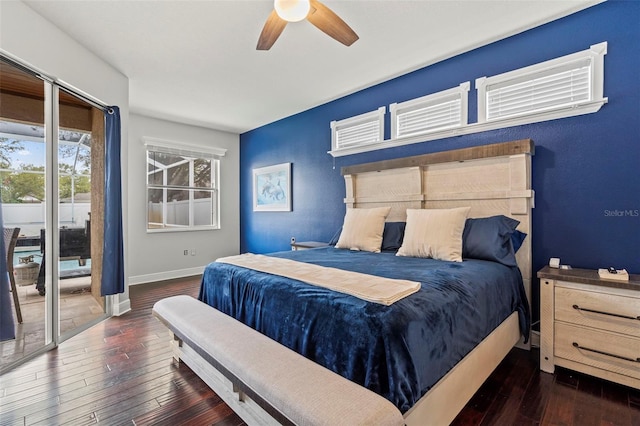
[[216, 253, 421, 306]]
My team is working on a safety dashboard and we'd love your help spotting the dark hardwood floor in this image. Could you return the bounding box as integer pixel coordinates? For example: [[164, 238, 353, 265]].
[[0, 276, 638, 425]]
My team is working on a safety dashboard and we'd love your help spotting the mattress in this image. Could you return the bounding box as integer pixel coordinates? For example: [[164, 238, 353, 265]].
[[198, 247, 529, 413]]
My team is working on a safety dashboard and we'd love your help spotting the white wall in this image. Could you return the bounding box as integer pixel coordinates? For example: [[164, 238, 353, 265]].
[[0, 1, 131, 314], [128, 113, 240, 284]]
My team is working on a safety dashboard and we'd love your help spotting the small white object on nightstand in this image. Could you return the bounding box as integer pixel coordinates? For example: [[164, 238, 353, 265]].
[[598, 268, 629, 281]]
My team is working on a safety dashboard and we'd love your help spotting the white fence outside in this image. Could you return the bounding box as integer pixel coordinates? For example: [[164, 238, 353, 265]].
[[148, 198, 214, 228], [2, 203, 91, 237]]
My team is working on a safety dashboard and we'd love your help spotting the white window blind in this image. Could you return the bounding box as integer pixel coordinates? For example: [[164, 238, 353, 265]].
[[336, 120, 380, 148], [477, 42, 607, 124], [391, 83, 470, 139], [331, 107, 385, 152], [143, 137, 227, 159], [486, 60, 591, 121]]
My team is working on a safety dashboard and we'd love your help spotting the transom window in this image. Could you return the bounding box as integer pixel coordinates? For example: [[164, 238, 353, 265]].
[[476, 42, 607, 124], [330, 107, 385, 154], [145, 138, 225, 232], [390, 82, 470, 139]]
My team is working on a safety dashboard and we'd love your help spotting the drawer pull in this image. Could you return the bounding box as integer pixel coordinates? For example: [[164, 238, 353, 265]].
[[572, 304, 640, 321], [572, 342, 640, 363]]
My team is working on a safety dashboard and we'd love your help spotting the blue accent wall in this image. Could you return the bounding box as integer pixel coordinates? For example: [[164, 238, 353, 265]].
[[240, 1, 640, 312]]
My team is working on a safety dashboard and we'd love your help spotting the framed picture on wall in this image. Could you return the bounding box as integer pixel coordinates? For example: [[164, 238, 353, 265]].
[[253, 163, 292, 212]]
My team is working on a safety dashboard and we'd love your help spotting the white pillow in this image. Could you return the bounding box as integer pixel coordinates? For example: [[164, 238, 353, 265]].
[[397, 207, 471, 262], [335, 207, 391, 253]]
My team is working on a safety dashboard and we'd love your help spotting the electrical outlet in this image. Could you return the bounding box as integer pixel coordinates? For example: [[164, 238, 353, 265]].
[[183, 249, 189, 256]]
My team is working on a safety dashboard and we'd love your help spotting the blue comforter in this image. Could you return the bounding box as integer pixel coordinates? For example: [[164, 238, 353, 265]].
[[198, 247, 529, 413]]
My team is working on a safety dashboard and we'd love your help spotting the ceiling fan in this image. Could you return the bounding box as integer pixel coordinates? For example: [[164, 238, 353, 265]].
[[257, 0, 359, 50]]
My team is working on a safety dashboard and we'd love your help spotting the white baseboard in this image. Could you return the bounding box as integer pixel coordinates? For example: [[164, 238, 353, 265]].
[[128, 266, 205, 286], [112, 295, 131, 316]]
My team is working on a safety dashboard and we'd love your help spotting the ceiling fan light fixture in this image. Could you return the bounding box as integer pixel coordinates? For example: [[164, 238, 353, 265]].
[[258, 0, 358, 50], [274, 0, 310, 23]]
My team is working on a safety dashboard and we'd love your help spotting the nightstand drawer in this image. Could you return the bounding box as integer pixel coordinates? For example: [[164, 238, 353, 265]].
[[555, 322, 640, 381], [555, 286, 640, 336]]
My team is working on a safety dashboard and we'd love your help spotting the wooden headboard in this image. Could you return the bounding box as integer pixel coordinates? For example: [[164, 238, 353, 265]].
[[341, 139, 535, 319]]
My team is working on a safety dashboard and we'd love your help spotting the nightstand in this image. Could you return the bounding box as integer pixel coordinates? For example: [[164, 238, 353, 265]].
[[538, 266, 639, 389], [290, 241, 329, 251]]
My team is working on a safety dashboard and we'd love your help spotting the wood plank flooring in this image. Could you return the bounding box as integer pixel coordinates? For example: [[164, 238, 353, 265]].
[[1, 276, 638, 425], [1, 276, 105, 369]]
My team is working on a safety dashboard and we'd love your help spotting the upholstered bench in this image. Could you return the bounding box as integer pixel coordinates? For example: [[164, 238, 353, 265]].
[[152, 295, 404, 426]]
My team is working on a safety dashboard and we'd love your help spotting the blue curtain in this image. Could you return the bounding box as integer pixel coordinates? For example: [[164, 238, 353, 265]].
[[101, 106, 125, 296], [0, 198, 16, 341]]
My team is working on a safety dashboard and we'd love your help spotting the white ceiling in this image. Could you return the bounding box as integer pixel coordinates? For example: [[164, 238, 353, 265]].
[[24, 0, 601, 134]]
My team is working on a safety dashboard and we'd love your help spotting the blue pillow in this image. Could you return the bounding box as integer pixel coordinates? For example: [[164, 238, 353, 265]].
[[329, 222, 406, 251], [511, 230, 527, 253], [462, 215, 526, 266], [381, 222, 406, 251]]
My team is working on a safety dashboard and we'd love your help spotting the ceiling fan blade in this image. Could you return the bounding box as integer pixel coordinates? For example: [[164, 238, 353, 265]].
[[307, 0, 359, 47], [257, 9, 288, 50]]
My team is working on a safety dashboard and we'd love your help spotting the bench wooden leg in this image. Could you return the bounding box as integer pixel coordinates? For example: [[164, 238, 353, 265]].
[[232, 383, 247, 402], [170, 333, 183, 364]]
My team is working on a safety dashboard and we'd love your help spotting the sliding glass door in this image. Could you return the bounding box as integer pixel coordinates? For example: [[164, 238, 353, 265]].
[[57, 87, 106, 340], [0, 60, 50, 366], [0, 58, 107, 372]]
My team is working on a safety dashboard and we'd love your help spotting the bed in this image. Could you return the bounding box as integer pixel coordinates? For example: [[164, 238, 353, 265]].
[[184, 139, 534, 424], [200, 247, 529, 413]]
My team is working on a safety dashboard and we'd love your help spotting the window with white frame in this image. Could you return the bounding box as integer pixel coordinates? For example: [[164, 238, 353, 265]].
[[390, 82, 470, 139], [145, 138, 226, 232], [330, 107, 385, 154], [476, 42, 607, 124]]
